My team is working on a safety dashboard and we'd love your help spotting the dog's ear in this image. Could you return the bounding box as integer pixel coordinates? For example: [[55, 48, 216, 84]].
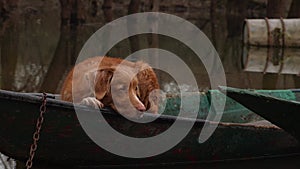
[[85, 67, 115, 100]]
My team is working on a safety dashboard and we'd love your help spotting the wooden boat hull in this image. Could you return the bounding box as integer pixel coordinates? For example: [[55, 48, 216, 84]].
[[79, 154, 300, 169], [219, 86, 300, 141], [0, 89, 299, 167]]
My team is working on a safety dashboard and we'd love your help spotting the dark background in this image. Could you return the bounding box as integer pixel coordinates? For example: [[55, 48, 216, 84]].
[[1, 0, 300, 94]]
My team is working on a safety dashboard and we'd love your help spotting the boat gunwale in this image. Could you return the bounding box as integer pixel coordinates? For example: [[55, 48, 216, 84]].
[[0, 89, 281, 130], [219, 86, 300, 105]]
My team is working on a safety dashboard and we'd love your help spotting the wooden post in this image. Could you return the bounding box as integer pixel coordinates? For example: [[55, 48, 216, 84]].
[[149, 0, 161, 84], [127, 0, 141, 55], [0, 0, 19, 91], [40, 1, 73, 93], [267, 0, 292, 18], [103, 0, 113, 22]]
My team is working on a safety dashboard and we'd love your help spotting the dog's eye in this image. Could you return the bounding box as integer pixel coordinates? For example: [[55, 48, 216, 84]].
[[118, 85, 127, 91], [135, 86, 139, 91]]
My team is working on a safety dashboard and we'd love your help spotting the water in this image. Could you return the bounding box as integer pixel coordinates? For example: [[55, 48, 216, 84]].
[[1, 0, 298, 95], [0, 0, 299, 168]]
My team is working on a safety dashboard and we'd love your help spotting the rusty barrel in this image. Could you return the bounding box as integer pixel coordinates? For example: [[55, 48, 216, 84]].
[[243, 18, 300, 47], [242, 47, 300, 74]]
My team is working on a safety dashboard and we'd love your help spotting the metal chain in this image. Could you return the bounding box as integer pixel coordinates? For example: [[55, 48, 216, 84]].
[[25, 93, 47, 169]]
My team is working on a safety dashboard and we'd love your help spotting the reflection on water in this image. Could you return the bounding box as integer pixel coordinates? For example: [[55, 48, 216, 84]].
[[1, 0, 300, 168], [1, 0, 299, 94], [243, 47, 300, 75], [0, 0, 60, 92]]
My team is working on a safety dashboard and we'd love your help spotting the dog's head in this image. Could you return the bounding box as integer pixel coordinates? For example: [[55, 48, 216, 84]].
[[135, 61, 160, 114], [85, 65, 146, 118]]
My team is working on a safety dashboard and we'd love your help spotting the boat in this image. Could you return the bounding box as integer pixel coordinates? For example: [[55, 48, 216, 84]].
[[0, 89, 300, 168], [219, 86, 300, 142]]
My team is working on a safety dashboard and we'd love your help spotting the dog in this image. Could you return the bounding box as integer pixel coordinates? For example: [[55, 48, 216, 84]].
[[60, 56, 160, 117]]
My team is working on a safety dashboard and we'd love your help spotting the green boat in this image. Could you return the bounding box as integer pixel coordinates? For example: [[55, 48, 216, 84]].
[[0, 89, 299, 168]]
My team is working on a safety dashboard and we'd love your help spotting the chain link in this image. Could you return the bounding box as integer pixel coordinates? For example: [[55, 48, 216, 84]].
[[25, 92, 47, 169]]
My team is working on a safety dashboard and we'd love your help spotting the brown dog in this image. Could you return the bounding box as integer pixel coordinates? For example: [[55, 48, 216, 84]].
[[60, 56, 160, 117]]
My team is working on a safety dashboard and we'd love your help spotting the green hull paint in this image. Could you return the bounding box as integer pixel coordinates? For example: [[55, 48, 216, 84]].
[[163, 89, 298, 123]]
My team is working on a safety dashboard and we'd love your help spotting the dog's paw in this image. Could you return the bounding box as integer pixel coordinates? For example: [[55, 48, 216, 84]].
[[80, 97, 104, 109]]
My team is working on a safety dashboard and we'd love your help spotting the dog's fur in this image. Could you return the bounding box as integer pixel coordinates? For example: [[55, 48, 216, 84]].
[[60, 56, 160, 117]]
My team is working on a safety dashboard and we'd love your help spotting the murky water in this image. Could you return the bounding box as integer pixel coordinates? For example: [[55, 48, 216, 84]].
[[1, 0, 299, 95], [1, 0, 300, 168]]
